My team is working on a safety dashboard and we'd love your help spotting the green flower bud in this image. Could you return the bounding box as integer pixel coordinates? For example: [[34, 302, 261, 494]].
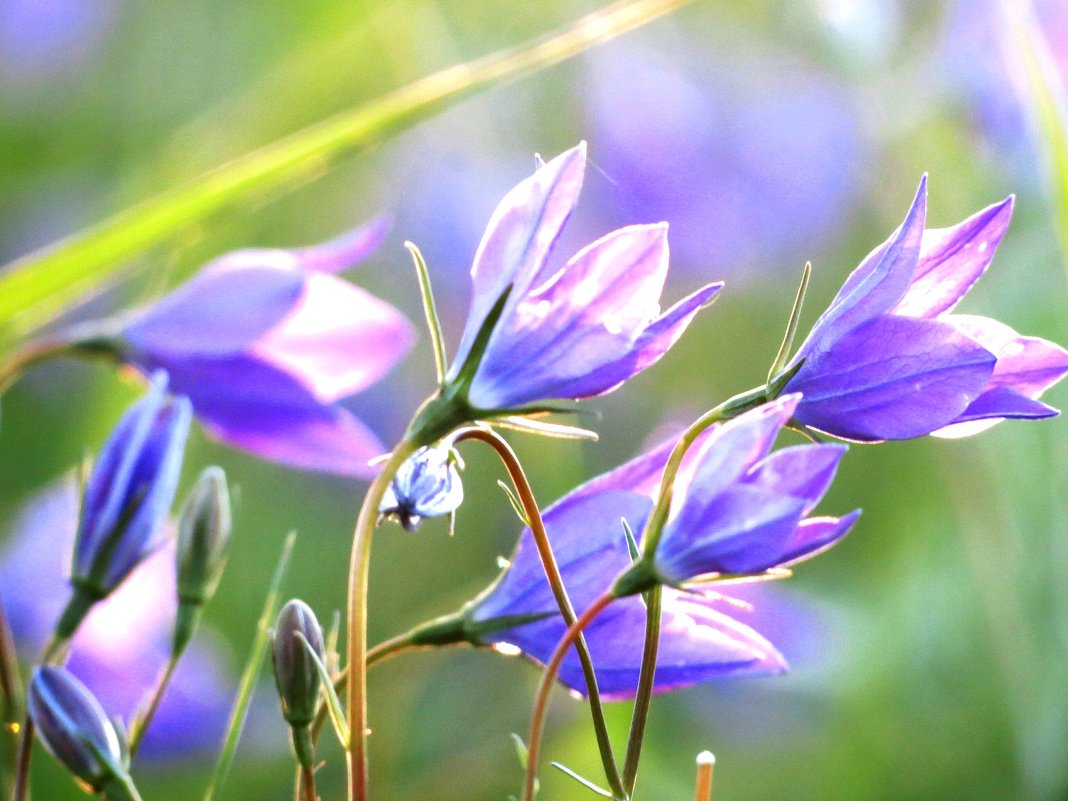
[[271, 599, 324, 767]]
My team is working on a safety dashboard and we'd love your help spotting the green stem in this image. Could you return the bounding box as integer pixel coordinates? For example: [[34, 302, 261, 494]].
[[127, 654, 180, 759], [345, 440, 420, 801], [0, 594, 22, 796], [456, 427, 627, 800], [621, 584, 662, 795], [522, 592, 615, 801]]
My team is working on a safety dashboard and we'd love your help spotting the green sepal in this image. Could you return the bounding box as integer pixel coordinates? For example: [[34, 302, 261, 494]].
[[610, 559, 659, 600], [294, 631, 347, 749], [766, 260, 812, 386]]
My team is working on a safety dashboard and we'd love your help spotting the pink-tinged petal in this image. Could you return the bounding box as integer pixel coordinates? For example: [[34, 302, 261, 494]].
[[800, 177, 927, 355], [124, 263, 305, 356], [658, 485, 807, 581], [672, 396, 800, 519], [286, 217, 390, 274], [788, 314, 996, 441], [894, 197, 1014, 317], [250, 270, 415, 403], [947, 314, 1068, 397], [779, 510, 860, 566], [449, 144, 587, 375], [742, 444, 848, 511], [142, 357, 385, 477]]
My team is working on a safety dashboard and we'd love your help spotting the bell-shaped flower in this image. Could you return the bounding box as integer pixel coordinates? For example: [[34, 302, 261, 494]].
[[781, 180, 1068, 440], [378, 444, 463, 531], [27, 666, 130, 796], [61, 373, 191, 638], [643, 396, 858, 588], [465, 420, 802, 699], [445, 143, 722, 412], [117, 220, 415, 475]]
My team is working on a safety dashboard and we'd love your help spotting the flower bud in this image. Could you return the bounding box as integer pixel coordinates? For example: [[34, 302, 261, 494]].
[[57, 372, 191, 640], [379, 444, 463, 531], [173, 467, 232, 654], [27, 666, 127, 794], [271, 599, 325, 731]]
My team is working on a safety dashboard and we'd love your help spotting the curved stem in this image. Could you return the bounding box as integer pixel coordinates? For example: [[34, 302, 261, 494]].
[[345, 440, 419, 801], [621, 584, 662, 794], [0, 323, 122, 395], [456, 427, 626, 799], [127, 654, 180, 759], [522, 592, 615, 801]]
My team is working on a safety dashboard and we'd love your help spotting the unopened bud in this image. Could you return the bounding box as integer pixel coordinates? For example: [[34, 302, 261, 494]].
[[27, 666, 129, 795], [271, 600, 324, 766]]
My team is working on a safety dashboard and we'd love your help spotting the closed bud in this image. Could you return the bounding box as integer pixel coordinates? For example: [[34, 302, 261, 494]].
[[379, 444, 463, 531], [27, 666, 128, 794], [271, 599, 325, 731], [58, 372, 191, 640]]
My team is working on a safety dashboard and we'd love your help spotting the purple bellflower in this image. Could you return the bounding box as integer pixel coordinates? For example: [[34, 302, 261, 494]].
[[378, 443, 463, 531], [118, 220, 415, 476], [781, 180, 1068, 441], [445, 143, 722, 413], [60, 373, 191, 637]]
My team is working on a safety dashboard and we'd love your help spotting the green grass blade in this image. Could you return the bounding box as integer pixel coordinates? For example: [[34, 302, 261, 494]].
[[202, 532, 296, 801], [0, 0, 694, 356], [1000, 0, 1068, 272]]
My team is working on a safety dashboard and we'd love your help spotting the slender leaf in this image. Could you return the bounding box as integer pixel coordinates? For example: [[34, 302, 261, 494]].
[[295, 631, 349, 748], [550, 762, 613, 798], [0, 0, 695, 357]]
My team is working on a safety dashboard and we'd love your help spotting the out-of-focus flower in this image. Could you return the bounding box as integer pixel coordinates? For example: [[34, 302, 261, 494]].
[[27, 666, 131, 796], [781, 180, 1068, 441], [445, 143, 721, 412], [116, 220, 415, 476], [1, 479, 234, 760], [379, 444, 463, 531], [465, 416, 803, 699], [582, 30, 864, 277], [61, 373, 190, 637]]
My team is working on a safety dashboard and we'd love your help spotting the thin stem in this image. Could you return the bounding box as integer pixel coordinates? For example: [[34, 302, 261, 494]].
[[0, 595, 22, 795], [621, 584, 662, 794], [301, 763, 317, 801], [346, 440, 420, 801], [405, 243, 449, 386], [694, 752, 714, 801], [522, 592, 615, 801], [456, 427, 626, 799], [127, 654, 180, 759], [0, 323, 121, 395]]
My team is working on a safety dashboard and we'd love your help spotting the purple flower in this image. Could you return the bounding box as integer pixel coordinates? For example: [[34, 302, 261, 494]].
[[644, 396, 858, 587], [69, 373, 190, 616], [119, 220, 415, 476], [467, 416, 814, 699], [446, 143, 721, 411], [1, 479, 234, 760], [783, 180, 1068, 441]]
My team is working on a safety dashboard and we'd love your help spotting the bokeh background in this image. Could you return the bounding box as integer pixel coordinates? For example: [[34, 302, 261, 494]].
[[2, 0, 1067, 799]]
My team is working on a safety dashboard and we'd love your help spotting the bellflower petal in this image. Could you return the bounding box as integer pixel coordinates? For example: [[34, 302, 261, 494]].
[[784, 181, 1066, 440], [379, 444, 464, 531], [120, 223, 415, 474], [446, 144, 718, 411]]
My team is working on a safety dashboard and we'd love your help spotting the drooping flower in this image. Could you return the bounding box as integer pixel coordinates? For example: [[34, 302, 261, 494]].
[[1, 478, 234, 760], [59, 373, 191, 638], [116, 219, 415, 476], [378, 443, 463, 531], [444, 143, 722, 412], [27, 666, 132, 797], [781, 180, 1068, 441]]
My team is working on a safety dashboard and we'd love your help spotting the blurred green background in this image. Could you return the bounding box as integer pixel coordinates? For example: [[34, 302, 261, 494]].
[[1, 0, 1067, 799]]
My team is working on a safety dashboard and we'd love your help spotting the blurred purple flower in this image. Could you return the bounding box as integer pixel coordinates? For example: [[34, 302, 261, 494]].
[[0, 0, 115, 83], [119, 220, 416, 476], [582, 32, 864, 276], [69, 373, 190, 608], [469, 419, 798, 700], [1, 478, 233, 759], [783, 179, 1068, 440], [447, 143, 721, 411], [646, 396, 858, 586]]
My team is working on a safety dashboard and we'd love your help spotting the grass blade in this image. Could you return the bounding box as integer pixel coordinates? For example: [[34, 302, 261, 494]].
[[0, 0, 694, 356]]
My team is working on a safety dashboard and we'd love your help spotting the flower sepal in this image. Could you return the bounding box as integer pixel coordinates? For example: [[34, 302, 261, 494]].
[[609, 559, 659, 599]]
